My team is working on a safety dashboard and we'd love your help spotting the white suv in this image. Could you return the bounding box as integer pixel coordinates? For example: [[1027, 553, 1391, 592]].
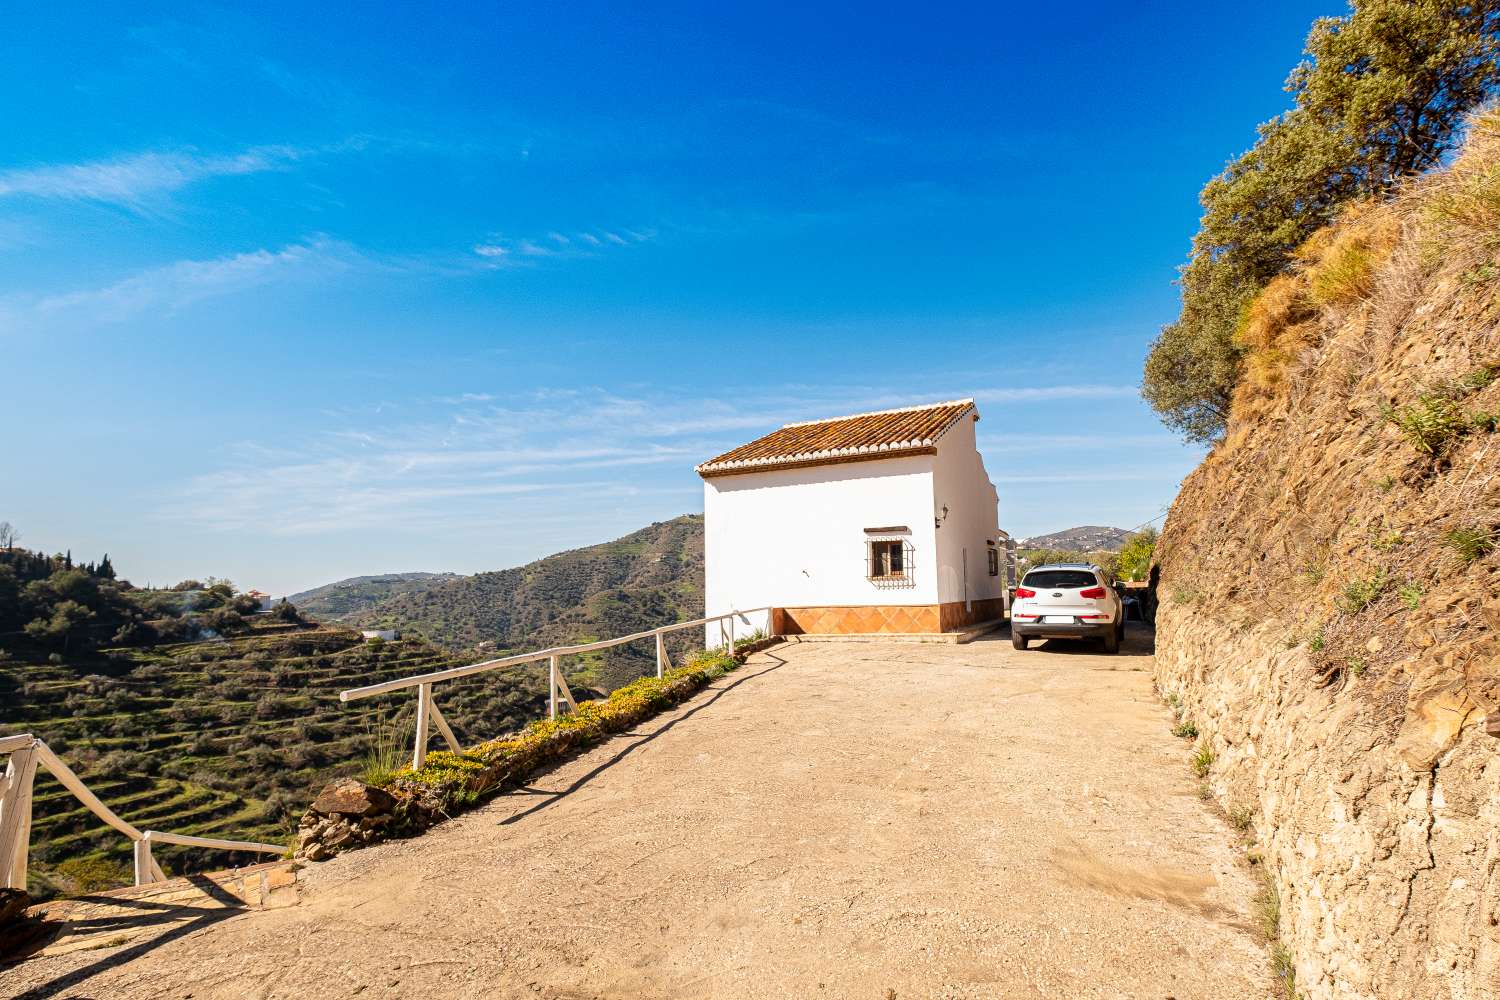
[[1010, 563, 1124, 653]]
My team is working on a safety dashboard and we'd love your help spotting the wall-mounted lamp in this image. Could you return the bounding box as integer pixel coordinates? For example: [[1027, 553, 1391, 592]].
[[934, 504, 950, 529]]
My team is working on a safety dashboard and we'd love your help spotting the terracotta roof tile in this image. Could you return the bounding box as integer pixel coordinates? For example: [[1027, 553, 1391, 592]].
[[697, 399, 975, 477]]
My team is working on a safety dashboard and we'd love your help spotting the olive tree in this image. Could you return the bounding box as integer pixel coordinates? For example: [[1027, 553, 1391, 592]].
[[1145, 0, 1500, 443]]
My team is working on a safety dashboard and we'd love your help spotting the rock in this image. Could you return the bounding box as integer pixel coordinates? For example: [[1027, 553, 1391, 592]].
[[323, 823, 357, 851], [311, 778, 395, 818], [302, 841, 329, 862], [0, 888, 29, 927], [1365, 636, 1384, 654]]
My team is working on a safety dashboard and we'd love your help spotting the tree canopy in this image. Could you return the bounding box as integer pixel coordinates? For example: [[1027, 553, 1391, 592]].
[[1144, 0, 1500, 443], [1116, 528, 1158, 582]]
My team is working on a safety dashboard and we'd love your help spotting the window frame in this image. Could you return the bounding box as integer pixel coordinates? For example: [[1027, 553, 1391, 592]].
[[865, 536, 915, 588]]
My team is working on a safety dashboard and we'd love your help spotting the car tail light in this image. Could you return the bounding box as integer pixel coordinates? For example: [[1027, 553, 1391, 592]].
[[1015, 587, 1036, 598], [1078, 613, 1109, 619], [1079, 586, 1106, 599]]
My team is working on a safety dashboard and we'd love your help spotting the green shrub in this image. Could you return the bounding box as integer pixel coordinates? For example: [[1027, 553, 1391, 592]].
[[1191, 742, 1215, 778], [1397, 582, 1424, 610], [394, 649, 741, 801], [1382, 395, 1467, 454], [1459, 364, 1498, 392], [1228, 806, 1254, 832], [1307, 630, 1325, 652], [1346, 655, 1367, 678], [55, 856, 131, 895], [1172, 719, 1199, 739], [1336, 570, 1387, 614], [360, 717, 407, 787], [1272, 943, 1298, 999], [1254, 874, 1281, 940], [733, 628, 768, 651], [1444, 525, 1495, 562]]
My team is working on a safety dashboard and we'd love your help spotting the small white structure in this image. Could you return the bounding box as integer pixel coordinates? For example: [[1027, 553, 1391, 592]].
[[361, 628, 399, 642], [698, 399, 1008, 638]]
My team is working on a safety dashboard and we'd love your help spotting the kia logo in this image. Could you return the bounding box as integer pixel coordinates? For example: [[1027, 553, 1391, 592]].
[[1051, 591, 1062, 597]]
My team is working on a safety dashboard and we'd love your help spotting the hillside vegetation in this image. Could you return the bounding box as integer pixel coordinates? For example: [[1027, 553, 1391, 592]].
[[1, 619, 553, 897], [1018, 525, 1130, 551], [0, 537, 684, 898], [287, 572, 457, 620], [346, 515, 705, 690], [1144, 0, 1500, 443], [1154, 109, 1500, 999]]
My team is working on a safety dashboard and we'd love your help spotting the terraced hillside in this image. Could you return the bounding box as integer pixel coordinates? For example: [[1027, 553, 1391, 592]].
[[346, 515, 705, 690], [287, 572, 458, 620], [1, 622, 551, 897]]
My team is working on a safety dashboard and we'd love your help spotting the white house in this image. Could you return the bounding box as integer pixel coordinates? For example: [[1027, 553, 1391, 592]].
[[698, 398, 1008, 639]]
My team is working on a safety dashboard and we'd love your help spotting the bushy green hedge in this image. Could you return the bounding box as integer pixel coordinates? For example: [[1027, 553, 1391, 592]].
[[382, 649, 742, 813]]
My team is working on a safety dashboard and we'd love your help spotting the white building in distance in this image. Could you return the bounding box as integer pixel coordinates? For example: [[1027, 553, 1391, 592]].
[[698, 399, 1008, 639]]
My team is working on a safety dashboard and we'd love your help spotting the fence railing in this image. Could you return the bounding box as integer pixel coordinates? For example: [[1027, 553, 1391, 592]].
[[0, 733, 285, 892], [340, 608, 771, 770]]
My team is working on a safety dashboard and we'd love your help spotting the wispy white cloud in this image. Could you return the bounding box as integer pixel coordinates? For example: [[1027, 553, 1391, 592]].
[[164, 380, 1175, 539], [471, 227, 652, 263], [973, 384, 1136, 402], [0, 144, 310, 207], [1, 237, 364, 330]]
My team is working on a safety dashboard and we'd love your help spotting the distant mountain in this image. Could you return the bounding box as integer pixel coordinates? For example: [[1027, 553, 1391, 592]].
[[288, 572, 459, 620], [346, 515, 705, 690], [1019, 525, 1133, 551]]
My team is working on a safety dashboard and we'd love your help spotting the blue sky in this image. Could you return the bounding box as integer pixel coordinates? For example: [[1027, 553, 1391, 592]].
[[1, 1, 1334, 595]]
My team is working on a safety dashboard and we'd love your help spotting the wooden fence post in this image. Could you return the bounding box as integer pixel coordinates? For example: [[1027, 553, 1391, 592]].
[[549, 655, 560, 721], [0, 744, 39, 891], [133, 837, 158, 887], [655, 632, 665, 679], [413, 683, 432, 771], [428, 700, 462, 753]]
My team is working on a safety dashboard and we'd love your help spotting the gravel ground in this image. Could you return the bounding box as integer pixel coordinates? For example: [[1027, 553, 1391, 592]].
[[8, 628, 1271, 1000]]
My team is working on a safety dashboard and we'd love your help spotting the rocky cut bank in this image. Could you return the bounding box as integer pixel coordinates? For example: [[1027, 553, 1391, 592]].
[[1153, 111, 1500, 999]]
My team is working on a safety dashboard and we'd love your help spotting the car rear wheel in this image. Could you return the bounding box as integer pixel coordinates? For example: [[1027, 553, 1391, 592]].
[[1102, 628, 1120, 654], [1012, 631, 1029, 650]]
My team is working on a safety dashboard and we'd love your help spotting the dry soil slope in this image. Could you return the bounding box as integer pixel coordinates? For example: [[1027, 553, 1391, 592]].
[[1154, 114, 1500, 999]]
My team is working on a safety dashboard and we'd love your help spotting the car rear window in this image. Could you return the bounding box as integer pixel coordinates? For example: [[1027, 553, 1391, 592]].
[[1021, 570, 1098, 589]]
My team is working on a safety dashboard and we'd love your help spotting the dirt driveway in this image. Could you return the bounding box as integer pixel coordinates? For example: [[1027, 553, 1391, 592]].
[[9, 629, 1271, 999]]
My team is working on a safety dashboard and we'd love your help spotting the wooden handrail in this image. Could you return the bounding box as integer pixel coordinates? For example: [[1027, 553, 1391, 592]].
[[339, 607, 773, 770], [1, 735, 284, 892], [145, 829, 284, 852], [340, 607, 770, 702], [0, 733, 34, 754]]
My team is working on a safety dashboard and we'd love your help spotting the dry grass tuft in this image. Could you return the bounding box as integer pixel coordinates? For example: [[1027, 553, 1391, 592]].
[[1298, 208, 1398, 308]]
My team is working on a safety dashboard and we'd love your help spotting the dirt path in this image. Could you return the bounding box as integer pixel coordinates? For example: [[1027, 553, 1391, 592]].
[[9, 630, 1271, 999]]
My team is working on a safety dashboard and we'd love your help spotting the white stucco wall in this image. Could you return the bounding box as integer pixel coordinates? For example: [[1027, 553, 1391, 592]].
[[702, 455, 940, 639], [931, 412, 1005, 607]]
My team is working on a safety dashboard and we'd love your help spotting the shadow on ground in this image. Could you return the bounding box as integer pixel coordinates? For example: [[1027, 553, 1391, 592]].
[[501, 653, 787, 825]]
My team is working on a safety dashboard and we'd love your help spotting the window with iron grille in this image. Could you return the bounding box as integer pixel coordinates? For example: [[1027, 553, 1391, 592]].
[[987, 547, 999, 577], [867, 538, 916, 588], [870, 540, 904, 578]]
